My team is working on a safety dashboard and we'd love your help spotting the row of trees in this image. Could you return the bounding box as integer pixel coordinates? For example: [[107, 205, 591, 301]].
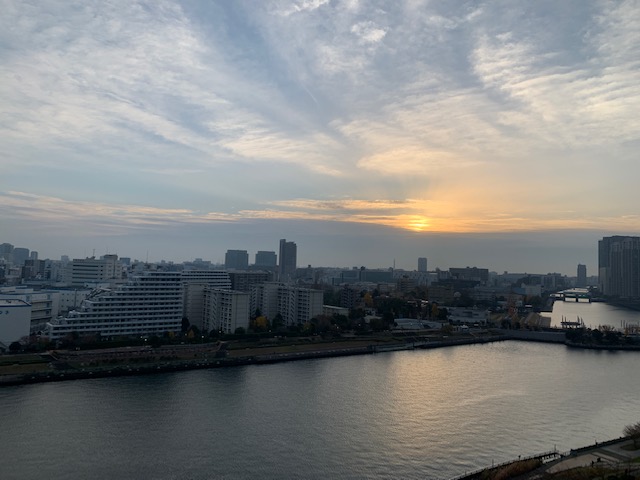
[[565, 326, 638, 346]]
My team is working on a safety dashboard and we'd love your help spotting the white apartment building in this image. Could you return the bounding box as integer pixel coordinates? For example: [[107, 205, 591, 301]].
[[251, 282, 323, 326], [46, 270, 183, 340], [203, 288, 250, 334]]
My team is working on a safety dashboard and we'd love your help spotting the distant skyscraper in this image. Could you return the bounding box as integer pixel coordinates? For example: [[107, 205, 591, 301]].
[[599, 236, 640, 297], [225, 250, 249, 270], [418, 257, 428, 272], [278, 239, 297, 281], [0, 243, 14, 263], [255, 250, 277, 268], [12, 247, 30, 266], [576, 264, 587, 287], [30, 251, 38, 261]]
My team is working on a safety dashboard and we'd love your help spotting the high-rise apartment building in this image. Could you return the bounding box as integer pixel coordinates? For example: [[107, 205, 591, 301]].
[[255, 251, 277, 268], [0, 243, 14, 263], [203, 288, 250, 334], [47, 270, 183, 340], [576, 264, 587, 288], [225, 250, 249, 270], [12, 248, 30, 266], [228, 271, 272, 293], [418, 257, 428, 272], [181, 270, 232, 330], [599, 236, 640, 298], [251, 282, 322, 326], [278, 239, 297, 281]]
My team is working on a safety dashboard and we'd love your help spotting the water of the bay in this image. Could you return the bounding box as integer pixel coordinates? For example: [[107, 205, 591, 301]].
[[545, 298, 640, 329], [1, 337, 639, 480]]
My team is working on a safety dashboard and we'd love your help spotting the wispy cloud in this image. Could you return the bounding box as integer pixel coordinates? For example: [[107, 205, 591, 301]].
[[1, 0, 640, 256]]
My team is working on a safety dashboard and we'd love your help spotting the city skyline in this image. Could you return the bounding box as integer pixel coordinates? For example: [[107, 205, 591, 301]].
[[2, 1, 638, 275], [1, 234, 598, 278]]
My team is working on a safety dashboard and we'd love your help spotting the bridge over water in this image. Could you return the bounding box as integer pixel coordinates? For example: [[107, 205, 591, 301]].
[[553, 289, 592, 302]]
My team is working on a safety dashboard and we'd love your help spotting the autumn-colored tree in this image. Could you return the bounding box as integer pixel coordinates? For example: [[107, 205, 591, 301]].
[[253, 315, 269, 332], [363, 292, 373, 307]]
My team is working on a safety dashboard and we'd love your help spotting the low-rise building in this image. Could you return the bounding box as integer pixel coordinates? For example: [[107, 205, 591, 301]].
[[0, 299, 31, 346], [0, 286, 59, 333]]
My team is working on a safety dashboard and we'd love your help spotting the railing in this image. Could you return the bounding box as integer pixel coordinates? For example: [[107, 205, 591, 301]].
[[448, 448, 560, 480]]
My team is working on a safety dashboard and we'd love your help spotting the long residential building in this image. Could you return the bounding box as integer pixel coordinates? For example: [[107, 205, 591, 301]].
[[46, 270, 183, 340]]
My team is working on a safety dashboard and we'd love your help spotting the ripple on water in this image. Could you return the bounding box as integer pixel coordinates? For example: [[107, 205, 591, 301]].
[[1, 341, 639, 480]]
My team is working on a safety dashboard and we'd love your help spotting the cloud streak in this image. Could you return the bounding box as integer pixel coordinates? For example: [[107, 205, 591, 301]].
[[3, 191, 640, 239]]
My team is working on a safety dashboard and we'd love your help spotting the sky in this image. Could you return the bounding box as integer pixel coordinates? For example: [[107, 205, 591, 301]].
[[1, 0, 639, 275]]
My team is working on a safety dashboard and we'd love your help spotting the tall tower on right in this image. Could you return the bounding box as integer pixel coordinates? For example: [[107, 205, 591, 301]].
[[598, 236, 640, 297], [418, 257, 428, 272], [278, 239, 297, 282]]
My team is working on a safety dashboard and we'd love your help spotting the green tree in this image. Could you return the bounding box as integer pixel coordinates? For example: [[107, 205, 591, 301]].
[[271, 313, 285, 330], [9, 341, 22, 353], [181, 316, 190, 334], [369, 317, 385, 332], [623, 421, 640, 448], [234, 327, 246, 335], [332, 314, 349, 330], [591, 328, 603, 344], [188, 325, 201, 339]]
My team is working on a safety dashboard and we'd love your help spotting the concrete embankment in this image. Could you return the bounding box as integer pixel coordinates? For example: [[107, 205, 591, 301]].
[[0, 335, 513, 387], [0, 344, 381, 386], [493, 328, 566, 343]]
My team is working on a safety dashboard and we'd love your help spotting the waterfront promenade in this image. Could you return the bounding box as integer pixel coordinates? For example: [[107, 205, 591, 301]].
[[451, 437, 640, 479]]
